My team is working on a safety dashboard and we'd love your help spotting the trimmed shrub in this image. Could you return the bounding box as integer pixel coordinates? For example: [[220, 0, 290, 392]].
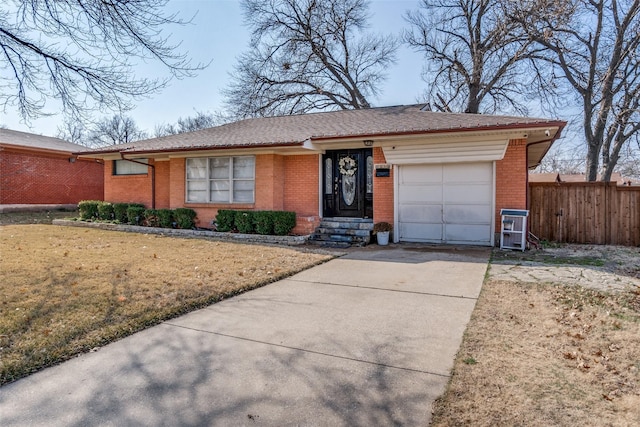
[[235, 211, 254, 234], [157, 209, 174, 228], [97, 202, 114, 221], [143, 209, 160, 227], [214, 210, 295, 235], [78, 200, 101, 220], [174, 208, 197, 229], [112, 203, 130, 223], [253, 211, 274, 235], [272, 211, 296, 235], [215, 210, 236, 232], [127, 205, 146, 226]]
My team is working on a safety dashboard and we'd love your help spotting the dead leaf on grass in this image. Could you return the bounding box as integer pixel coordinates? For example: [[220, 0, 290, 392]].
[[578, 360, 591, 370]]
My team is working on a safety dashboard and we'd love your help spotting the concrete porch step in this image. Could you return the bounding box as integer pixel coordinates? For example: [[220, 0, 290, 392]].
[[315, 227, 371, 237], [309, 217, 373, 247]]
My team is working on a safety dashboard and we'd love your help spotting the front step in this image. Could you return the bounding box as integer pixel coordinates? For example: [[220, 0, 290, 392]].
[[309, 217, 373, 247]]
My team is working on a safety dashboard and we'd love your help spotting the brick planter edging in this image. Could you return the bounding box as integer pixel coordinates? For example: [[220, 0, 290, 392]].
[[52, 219, 309, 246]]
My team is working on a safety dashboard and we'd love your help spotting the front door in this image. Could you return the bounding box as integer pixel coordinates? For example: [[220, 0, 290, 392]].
[[322, 149, 373, 218]]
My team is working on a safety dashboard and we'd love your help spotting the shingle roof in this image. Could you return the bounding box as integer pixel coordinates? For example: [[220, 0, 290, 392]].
[[78, 104, 564, 155], [0, 128, 85, 153]]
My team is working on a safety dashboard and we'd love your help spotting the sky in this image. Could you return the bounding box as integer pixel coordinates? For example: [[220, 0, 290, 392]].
[[0, 0, 427, 138]]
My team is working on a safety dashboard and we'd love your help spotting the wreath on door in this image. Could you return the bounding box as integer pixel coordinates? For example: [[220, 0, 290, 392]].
[[338, 156, 357, 176]]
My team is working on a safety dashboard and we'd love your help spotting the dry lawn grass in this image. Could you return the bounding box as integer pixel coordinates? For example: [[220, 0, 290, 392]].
[[0, 210, 77, 225], [431, 278, 640, 426], [0, 224, 332, 385]]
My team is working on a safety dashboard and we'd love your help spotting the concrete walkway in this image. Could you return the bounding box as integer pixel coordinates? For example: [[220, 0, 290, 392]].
[[0, 246, 489, 426]]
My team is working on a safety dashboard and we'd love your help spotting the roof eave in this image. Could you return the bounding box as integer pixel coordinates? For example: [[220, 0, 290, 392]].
[[309, 120, 567, 144], [75, 141, 306, 158], [1, 143, 75, 156]]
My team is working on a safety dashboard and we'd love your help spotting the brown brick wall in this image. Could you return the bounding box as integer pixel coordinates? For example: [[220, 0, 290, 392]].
[[154, 160, 171, 209], [100, 140, 530, 237], [104, 160, 153, 207], [372, 147, 394, 224], [255, 154, 285, 211], [0, 148, 104, 204], [169, 158, 185, 209], [495, 139, 528, 226], [283, 154, 320, 234], [105, 154, 320, 233]]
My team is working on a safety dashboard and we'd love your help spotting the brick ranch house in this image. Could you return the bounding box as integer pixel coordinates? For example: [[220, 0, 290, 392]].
[[0, 128, 104, 204], [77, 105, 565, 246]]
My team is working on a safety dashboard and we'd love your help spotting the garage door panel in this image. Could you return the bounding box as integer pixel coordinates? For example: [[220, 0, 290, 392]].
[[443, 163, 491, 181], [444, 184, 492, 203], [401, 164, 442, 183], [397, 162, 493, 245], [399, 204, 442, 222], [400, 184, 443, 203], [445, 224, 492, 243], [444, 204, 492, 223], [399, 222, 442, 242]]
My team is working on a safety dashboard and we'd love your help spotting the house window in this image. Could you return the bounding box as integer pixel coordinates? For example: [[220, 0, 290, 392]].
[[113, 158, 148, 175], [325, 158, 333, 194], [186, 156, 255, 203], [366, 155, 373, 193]]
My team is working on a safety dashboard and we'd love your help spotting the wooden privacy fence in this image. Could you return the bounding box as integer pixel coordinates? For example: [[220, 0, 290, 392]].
[[529, 182, 640, 246]]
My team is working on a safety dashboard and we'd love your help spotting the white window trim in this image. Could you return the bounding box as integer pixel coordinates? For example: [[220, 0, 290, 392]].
[[185, 156, 256, 204]]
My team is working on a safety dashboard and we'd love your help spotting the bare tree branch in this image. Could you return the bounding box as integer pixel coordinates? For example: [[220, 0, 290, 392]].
[[506, 0, 640, 181], [0, 0, 207, 122], [403, 0, 536, 114], [88, 114, 147, 147], [154, 111, 231, 137], [223, 0, 398, 118]]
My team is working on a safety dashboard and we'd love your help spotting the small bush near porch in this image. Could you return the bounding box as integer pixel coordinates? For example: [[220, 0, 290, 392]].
[[0, 225, 332, 385]]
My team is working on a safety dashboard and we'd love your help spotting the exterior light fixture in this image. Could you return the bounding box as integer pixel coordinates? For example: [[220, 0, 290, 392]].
[[363, 139, 374, 147]]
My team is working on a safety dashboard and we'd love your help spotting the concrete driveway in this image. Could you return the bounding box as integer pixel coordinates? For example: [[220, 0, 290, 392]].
[[1, 245, 489, 426]]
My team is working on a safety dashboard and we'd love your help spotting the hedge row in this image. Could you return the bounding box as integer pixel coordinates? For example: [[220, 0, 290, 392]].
[[215, 210, 296, 236], [77, 201, 197, 229]]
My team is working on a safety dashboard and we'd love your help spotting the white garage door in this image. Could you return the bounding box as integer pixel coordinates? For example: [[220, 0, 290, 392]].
[[398, 162, 493, 245]]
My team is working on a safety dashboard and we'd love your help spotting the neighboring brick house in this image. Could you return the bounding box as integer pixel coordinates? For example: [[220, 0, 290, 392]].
[[0, 129, 104, 204], [78, 105, 565, 246]]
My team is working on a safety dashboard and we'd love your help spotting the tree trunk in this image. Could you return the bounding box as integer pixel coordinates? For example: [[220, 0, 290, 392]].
[[585, 144, 600, 181], [465, 84, 481, 114]]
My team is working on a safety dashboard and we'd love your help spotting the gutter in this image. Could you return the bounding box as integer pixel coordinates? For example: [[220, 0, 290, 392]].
[[120, 153, 155, 209], [73, 121, 567, 157], [74, 141, 304, 157], [311, 120, 568, 143]]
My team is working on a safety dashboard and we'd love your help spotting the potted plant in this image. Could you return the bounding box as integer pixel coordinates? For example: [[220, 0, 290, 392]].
[[373, 221, 393, 246]]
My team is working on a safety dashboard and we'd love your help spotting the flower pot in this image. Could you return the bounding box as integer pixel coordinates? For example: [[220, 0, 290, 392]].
[[377, 231, 390, 246]]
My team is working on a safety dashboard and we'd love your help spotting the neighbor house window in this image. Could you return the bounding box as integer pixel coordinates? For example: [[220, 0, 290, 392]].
[[113, 158, 149, 175], [186, 156, 255, 203]]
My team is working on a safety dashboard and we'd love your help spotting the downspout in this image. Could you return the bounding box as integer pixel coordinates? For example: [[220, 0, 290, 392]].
[[120, 153, 155, 209]]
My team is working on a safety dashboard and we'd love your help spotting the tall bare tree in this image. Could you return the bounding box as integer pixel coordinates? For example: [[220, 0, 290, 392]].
[[0, 0, 205, 121], [88, 114, 147, 147], [404, 0, 537, 114], [224, 0, 398, 118], [154, 111, 230, 137], [56, 117, 87, 145], [507, 0, 640, 181]]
